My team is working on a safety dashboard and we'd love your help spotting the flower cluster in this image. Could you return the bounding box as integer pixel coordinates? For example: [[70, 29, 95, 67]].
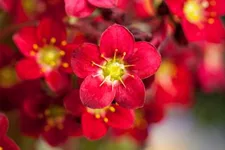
[[0, 0, 224, 149]]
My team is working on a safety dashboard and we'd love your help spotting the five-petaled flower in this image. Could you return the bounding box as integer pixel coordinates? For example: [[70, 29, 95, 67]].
[[166, 0, 225, 42], [13, 18, 76, 92], [71, 24, 161, 109], [64, 89, 134, 140], [0, 113, 20, 150], [20, 91, 82, 146]]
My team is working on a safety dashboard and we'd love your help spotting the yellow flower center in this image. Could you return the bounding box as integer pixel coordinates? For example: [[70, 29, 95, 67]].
[[0, 66, 18, 88], [37, 45, 61, 71], [183, 0, 204, 23], [103, 60, 125, 81], [43, 105, 65, 131]]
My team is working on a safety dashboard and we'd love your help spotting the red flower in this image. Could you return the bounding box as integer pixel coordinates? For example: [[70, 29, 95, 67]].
[[153, 60, 194, 108], [166, 0, 225, 42], [20, 92, 82, 146], [71, 24, 161, 109], [13, 18, 76, 92], [64, 0, 122, 18], [197, 43, 225, 92], [64, 90, 134, 140], [0, 113, 20, 150], [112, 101, 164, 144]]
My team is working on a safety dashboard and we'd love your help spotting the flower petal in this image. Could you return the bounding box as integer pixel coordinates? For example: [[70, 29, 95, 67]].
[[45, 71, 70, 93], [99, 24, 134, 59], [88, 0, 117, 8], [0, 136, 20, 150], [165, 0, 185, 16], [127, 42, 161, 79], [13, 27, 38, 57], [62, 115, 82, 136], [42, 127, 68, 146], [64, 89, 85, 116], [115, 75, 145, 109], [16, 59, 43, 80], [82, 112, 107, 140], [106, 104, 134, 129], [71, 43, 102, 78], [80, 75, 115, 108], [64, 0, 95, 18], [0, 113, 8, 137], [37, 18, 66, 43]]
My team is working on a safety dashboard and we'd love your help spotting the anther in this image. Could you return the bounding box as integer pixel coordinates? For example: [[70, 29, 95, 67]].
[[33, 44, 39, 50], [60, 50, 65, 56], [201, 1, 209, 8], [113, 49, 118, 61], [104, 117, 109, 123], [95, 114, 101, 119], [30, 51, 36, 56], [109, 106, 115, 112], [121, 52, 126, 60], [57, 124, 64, 130], [62, 63, 69, 68], [208, 18, 214, 24], [61, 40, 67, 46], [50, 37, 56, 44], [45, 110, 50, 116]]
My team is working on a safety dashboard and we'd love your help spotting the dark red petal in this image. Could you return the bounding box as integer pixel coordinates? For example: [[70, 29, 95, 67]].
[[20, 113, 45, 137], [165, 0, 185, 16], [13, 27, 38, 57], [0, 136, 20, 150], [64, 89, 85, 116], [45, 71, 70, 93], [82, 112, 107, 140], [37, 18, 66, 43], [127, 42, 161, 79], [42, 128, 68, 146], [0, 113, 8, 137], [80, 75, 115, 108], [106, 104, 134, 129], [88, 0, 117, 8], [64, 0, 95, 18], [16, 59, 43, 80], [62, 115, 82, 136], [71, 43, 102, 78], [99, 24, 134, 59], [115, 75, 145, 109]]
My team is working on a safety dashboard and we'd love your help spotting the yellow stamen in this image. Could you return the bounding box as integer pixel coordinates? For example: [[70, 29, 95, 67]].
[[62, 62, 69, 68], [61, 40, 67, 46], [0, 147, 3, 150], [95, 114, 101, 119], [101, 54, 109, 62], [208, 18, 215, 24], [60, 50, 65, 56], [104, 117, 109, 123], [119, 77, 126, 88], [30, 51, 36, 56], [50, 37, 56, 44], [121, 52, 126, 60], [92, 61, 105, 69], [33, 44, 39, 50], [109, 106, 115, 112], [113, 49, 118, 62]]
